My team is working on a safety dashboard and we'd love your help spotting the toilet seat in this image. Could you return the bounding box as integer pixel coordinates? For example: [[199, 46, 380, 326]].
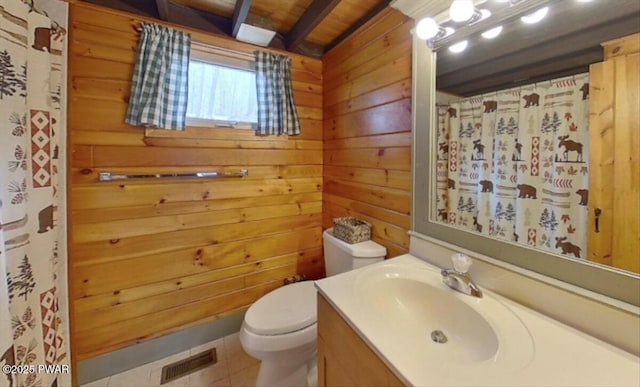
[[244, 281, 317, 336]]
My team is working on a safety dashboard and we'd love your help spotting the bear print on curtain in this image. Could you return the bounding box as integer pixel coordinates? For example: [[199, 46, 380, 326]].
[[436, 73, 589, 259]]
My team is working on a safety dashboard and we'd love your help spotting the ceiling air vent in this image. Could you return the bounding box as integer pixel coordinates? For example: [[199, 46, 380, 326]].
[[236, 13, 276, 46], [160, 348, 217, 384]]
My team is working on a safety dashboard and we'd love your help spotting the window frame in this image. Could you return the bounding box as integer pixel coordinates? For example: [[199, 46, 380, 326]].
[[185, 45, 258, 130]]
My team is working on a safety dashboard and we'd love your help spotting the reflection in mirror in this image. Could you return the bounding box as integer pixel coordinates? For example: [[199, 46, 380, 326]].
[[410, 0, 640, 306], [434, 73, 591, 264], [435, 0, 639, 96]]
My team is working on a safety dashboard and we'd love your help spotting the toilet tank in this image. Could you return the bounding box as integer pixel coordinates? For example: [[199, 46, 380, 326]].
[[323, 227, 386, 276]]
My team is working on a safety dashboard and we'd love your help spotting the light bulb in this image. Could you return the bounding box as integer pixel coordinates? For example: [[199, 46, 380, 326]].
[[416, 17, 440, 40], [449, 0, 475, 22], [481, 25, 503, 39], [521, 7, 549, 24], [448, 40, 468, 53]]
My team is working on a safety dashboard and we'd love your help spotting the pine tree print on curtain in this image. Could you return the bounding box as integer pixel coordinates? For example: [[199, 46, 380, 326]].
[[0, 1, 69, 386], [438, 74, 589, 260], [519, 74, 590, 258]]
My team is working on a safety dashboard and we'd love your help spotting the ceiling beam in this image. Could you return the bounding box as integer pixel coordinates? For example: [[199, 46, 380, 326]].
[[166, 2, 232, 36], [324, 0, 391, 54], [296, 41, 325, 58], [231, 0, 253, 37], [155, 0, 170, 21], [285, 0, 341, 51]]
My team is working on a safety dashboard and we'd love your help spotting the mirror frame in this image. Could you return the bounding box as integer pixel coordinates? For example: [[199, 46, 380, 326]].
[[410, 34, 640, 308]]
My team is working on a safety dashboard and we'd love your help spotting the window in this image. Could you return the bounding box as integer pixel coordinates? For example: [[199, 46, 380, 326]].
[[186, 47, 257, 128]]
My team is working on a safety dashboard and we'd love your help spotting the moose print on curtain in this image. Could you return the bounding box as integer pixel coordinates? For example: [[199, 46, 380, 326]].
[[436, 73, 589, 260], [0, 1, 68, 386]]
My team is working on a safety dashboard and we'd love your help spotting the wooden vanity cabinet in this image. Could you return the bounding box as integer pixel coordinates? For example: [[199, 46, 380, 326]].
[[588, 33, 640, 273], [317, 294, 405, 386]]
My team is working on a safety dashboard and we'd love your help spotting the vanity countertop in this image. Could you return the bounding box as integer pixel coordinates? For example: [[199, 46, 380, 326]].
[[315, 254, 640, 386]]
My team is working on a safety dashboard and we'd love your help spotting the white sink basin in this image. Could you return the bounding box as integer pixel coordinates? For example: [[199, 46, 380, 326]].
[[316, 254, 640, 386], [355, 263, 533, 370]]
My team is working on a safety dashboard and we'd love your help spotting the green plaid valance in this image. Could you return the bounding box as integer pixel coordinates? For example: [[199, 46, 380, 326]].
[[126, 23, 191, 131], [254, 51, 301, 136]]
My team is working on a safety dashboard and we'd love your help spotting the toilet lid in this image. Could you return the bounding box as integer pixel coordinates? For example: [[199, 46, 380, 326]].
[[244, 281, 317, 335]]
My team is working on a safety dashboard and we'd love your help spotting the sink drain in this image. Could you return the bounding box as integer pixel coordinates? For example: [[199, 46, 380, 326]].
[[431, 330, 448, 343]]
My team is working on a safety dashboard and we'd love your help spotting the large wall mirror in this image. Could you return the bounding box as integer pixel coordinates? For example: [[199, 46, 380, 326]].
[[410, 0, 640, 307]]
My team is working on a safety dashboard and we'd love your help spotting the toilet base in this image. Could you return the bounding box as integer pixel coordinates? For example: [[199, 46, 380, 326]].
[[307, 357, 318, 387], [255, 355, 317, 387], [240, 322, 317, 387]]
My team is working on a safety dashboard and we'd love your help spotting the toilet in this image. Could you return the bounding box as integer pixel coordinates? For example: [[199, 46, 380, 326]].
[[239, 227, 386, 386]]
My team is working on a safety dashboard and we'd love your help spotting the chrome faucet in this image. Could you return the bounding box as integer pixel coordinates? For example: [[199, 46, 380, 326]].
[[441, 253, 483, 298]]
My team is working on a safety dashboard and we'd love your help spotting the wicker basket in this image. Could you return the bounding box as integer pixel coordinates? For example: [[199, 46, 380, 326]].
[[333, 217, 371, 244]]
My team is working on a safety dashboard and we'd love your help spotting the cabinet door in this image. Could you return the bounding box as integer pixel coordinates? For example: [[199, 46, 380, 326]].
[[317, 295, 404, 386], [589, 51, 640, 273]]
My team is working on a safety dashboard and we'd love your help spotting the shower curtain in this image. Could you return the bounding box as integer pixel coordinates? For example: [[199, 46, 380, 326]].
[[0, 1, 68, 386], [436, 73, 589, 259]]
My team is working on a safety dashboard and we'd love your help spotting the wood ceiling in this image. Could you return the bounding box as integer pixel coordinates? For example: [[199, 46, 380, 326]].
[[78, 0, 391, 57], [75, 0, 640, 95]]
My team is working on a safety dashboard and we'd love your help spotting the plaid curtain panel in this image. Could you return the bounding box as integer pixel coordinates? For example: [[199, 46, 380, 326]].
[[254, 51, 301, 136], [126, 23, 191, 131]]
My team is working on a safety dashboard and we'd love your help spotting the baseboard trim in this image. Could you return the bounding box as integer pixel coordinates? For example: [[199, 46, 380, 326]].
[[77, 310, 245, 385]]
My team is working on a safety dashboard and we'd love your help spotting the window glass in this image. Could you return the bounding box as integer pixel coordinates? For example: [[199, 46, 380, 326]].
[[186, 59, 258, 126]]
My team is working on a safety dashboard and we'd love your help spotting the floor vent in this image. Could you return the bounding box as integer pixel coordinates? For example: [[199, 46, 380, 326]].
[[160, 348, 217, 384]]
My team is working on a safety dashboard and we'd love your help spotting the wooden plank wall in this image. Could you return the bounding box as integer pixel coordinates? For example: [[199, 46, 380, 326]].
[[588, 34, 640, 274], [68, 2, 323, 360], [322, 8, 413, 258]]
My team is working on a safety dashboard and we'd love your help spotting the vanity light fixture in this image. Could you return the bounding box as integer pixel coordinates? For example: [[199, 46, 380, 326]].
[[448, 40, 469, 53], [430, 27, 456, 45], [416, 1, 493, 44], [521, 6, 549, 24], [481, 25, 503, 39], [416, 0, 528, 47], [442, 27, 456, 39], [471, 9, 492, 24]]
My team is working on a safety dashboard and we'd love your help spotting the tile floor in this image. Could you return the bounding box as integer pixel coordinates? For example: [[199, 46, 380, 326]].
[[82, 332, 260, 387]]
